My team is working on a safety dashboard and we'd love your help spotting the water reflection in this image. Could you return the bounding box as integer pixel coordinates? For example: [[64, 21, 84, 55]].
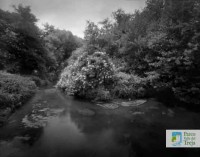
[[0, 88, 200, 157], [34, 114, 132, 157]]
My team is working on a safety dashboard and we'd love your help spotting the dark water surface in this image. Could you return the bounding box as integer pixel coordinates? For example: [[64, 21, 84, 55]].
[[0, 88, 200, 157]]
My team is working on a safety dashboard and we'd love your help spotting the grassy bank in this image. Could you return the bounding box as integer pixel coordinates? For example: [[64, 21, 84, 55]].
[[0, 71, 37, 126]]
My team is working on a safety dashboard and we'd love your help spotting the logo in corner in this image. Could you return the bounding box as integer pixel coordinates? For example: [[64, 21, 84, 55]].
[[166, 130, 200, 148], [171, 132, 182, 146]]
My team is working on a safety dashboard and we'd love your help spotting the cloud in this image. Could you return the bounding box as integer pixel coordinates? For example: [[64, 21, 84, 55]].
[[0, 0, 146, 38]]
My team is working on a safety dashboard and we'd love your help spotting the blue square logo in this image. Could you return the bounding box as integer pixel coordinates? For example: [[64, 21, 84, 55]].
[[172, 132, 182, 146]]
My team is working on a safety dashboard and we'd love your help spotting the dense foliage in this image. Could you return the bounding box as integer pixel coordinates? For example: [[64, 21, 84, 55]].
[[0, 5, 83, 80], [82, 0, 200, 105], [0, 5, 50, 75], [0, 71, 36, 109], [0, 5, 83, 119], [57, 50, 115, 100], [112, 72, 158, 99], [1, 1, 199, 107], [42, 24, 83, 79]]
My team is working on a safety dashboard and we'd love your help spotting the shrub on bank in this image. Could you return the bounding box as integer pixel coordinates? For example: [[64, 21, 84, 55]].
[[112, 72, 146, 99], [56, 51, 115, 100], [112, 71, 161, 99], [0, 71, 37, 109], [85, 86, 112, 101], [57, 50, 162, 100]]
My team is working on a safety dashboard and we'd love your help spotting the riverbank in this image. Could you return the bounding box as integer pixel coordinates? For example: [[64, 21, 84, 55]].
[[0, 71, 37, 126]]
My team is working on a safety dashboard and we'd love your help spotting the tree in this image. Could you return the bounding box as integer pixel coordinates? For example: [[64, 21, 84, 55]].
[[0, 5, 53, 75], [44, 27, 83, 65]]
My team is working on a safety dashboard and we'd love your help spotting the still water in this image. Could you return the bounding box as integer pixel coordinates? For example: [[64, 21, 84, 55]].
[[0, 88, 200, 157]]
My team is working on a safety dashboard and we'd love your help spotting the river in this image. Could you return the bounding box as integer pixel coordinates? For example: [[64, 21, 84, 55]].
[[0, 88, 200, 157]]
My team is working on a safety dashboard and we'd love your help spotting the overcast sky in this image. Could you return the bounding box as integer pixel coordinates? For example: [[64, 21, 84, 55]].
[[0, 0, 146, 38]]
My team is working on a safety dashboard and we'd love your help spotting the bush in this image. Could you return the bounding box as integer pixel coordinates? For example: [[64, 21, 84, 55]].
[[112, 72, 153, 99], [173, 86, 200, 105], [84, 86, 112, 101], [0, 71, 37, 109], [57, 52, 116, 100], [57, 52, 161, 100], [112, 72, 134, 98], [30, 76, 49, 87]]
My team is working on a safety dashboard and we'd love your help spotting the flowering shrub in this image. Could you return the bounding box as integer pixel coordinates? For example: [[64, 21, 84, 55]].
[[57, 52, 115, 99]]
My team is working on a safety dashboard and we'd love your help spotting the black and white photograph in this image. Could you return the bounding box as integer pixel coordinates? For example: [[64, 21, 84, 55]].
[[0, 0, 200, 156]]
